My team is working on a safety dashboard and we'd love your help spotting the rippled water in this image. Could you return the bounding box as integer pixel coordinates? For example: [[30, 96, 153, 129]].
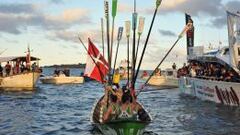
[[1, 68, 240, 135]]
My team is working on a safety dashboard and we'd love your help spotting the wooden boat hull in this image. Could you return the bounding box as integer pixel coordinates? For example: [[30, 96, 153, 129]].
[[91, 97, 152, 135], [179, 77, 240, 106], [0, 72, 40, 90], [40, 76, 84, 84], [147, 75, 178, 87]]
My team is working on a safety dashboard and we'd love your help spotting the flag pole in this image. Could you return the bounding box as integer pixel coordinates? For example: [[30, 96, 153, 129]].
[[78, 36, 105, 83], [125, 21, 131, 87], [133, 0, 162, 85], [112, 27, 123, 77], [101, 18, 105, 59], [131, 0, 137, 89], [137, 23, 193, 96], [104, 1, 112, 84]]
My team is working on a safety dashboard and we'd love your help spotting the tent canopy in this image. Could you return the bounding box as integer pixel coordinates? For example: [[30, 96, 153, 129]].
[[0, 56, 40, 63]]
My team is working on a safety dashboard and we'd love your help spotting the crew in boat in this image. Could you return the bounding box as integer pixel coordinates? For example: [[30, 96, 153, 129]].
[[63, 68, 70, 77], [5, 62, 11, 76], [154, 68, 161, 76], [103, 94, 121, 122], [172, 63, 177, 70], [141, 70, 148, 78], [14, 59, 20, 74], [113, 68, 120, 88], [20, 61, 26, 73], [53, 68, 60, 76], [31, 62, 37, 72], [118, 93, 136, 120]]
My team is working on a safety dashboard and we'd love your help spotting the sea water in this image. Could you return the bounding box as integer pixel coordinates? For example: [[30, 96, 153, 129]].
[[0, 68, 240, 135]]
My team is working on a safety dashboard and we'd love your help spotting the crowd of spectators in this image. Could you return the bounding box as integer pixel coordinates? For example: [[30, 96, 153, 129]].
[[177, 61, 240, 82], [0, 60, 40, 77]]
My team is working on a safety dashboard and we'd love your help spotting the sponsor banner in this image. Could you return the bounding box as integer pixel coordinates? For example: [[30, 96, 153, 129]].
[[180, 77, 240, 106]]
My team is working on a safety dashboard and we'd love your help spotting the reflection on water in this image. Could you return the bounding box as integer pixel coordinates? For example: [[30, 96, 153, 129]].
[[0, 68, 240, 135]]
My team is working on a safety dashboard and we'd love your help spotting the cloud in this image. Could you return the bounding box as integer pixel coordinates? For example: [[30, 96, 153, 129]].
[[0, 3, 91, 34], [118, 3, 132, 13], [49, 29, 103, 44], [61, 8, 89, 22], [162, 0, 222, 16], [158, 29, 176, 37], [142, 0, 240, 28], [225, 1, 240, 13], [50, 0, 64, 4], [0, 4, 36, 14]]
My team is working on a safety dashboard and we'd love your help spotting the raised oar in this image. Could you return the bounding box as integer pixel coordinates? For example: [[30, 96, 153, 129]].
[[112, 27, 124, 77], [104, 0, 112, 84], [133, 0, 162, 85], [134, 17, 145, 70], [78, 36, 105, 83], [101, 18, 105, 59], [131, 0, 138, 89], [137, 23, 193, 96], [125, 21, 131, 86], [110, 0, 118, 67]]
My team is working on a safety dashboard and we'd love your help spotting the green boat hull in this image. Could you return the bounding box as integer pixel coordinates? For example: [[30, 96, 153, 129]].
[[91, 96, 152, 135], [96, 120, 148, 135]]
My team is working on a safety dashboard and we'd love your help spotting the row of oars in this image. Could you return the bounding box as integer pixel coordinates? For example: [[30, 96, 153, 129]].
[[78, 0, 193, 97]]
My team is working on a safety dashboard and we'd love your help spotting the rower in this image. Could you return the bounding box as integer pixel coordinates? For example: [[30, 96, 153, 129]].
[[103, 94, 120, 122], [118, 93, 134, 119]]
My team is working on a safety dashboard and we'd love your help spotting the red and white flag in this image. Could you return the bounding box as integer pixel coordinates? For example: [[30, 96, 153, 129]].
[[84, 38, 109, 83]]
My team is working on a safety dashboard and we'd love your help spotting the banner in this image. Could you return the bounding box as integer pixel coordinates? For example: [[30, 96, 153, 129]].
[[185, 13, 194, 55]]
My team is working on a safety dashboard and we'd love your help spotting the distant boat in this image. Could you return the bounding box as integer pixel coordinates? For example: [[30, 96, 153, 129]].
[[179, 12, 240, 106], [0, 56, 41, 90], [40, 70, 84, 84], [118, 59, 132, 80], [145, 68, 178, 87], [40, 76, 84, 84]]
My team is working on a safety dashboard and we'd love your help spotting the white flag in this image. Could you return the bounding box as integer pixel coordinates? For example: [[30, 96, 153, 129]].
[[227, 11, 240, 71]]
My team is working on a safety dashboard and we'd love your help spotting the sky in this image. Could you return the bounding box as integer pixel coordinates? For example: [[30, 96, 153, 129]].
[[0, 0, 239, 69]]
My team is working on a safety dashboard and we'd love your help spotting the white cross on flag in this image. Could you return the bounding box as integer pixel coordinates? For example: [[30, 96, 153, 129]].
[[84, 38, 109, 83]]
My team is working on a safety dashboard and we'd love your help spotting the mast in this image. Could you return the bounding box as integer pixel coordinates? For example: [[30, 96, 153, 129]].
[[131, 0, 137, 89]]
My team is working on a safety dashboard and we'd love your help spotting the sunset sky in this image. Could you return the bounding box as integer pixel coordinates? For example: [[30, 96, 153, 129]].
[[0, 0, 239, 69]]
